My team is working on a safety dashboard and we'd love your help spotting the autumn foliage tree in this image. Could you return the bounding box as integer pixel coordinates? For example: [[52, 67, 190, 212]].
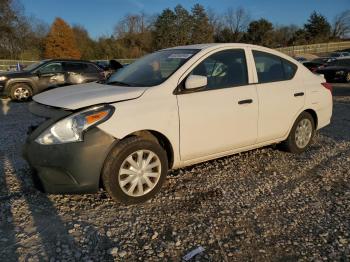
[[44, 17, 81, 59]]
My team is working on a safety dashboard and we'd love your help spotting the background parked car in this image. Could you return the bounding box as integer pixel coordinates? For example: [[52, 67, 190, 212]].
[[94, 59, 124, 78], [330, 52, 350, 58], [294, 56, 308, 63], [302, 61, 324, 72], [0, 59, 104, 101], [316, 58, 350, 83]]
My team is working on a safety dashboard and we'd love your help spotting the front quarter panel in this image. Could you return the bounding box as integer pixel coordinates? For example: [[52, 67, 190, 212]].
[[97, 83, 181, 168]]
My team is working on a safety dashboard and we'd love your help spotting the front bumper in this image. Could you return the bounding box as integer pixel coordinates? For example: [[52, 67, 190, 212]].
[[23, 126, 117, 194]]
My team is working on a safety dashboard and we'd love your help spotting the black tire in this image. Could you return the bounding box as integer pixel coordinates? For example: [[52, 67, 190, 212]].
[[102, 136, 168, 204], [10, 83, 33, 101], [280, 112, 315, 154], [345, 72, 350, 83]]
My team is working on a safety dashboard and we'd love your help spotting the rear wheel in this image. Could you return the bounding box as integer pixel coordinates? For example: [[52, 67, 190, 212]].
[[102, 136, 168, 204], [10, 83, 33, 101], [281, 112, 315, 154]]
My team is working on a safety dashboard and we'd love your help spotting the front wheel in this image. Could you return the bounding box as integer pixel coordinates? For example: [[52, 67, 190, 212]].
[[281, 112, 315, 154], [102, 136, 168, 204]]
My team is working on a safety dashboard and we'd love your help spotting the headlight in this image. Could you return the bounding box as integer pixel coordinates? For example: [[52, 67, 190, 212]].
[[0, 76, 7, 81], [35, 105, 114, 145]]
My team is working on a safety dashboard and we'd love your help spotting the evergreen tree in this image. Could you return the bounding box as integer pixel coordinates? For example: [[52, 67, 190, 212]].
[[44, 17, 81, 59], [191, 4, 213, 44], [173, 5, 192, 45], [304, 11, 331, 42], [246, 18, 274, 46], [153, 8, 177, 49]]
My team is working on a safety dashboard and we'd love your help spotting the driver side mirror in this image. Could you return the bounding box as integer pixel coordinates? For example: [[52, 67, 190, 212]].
[[185, 75, 207, 90]]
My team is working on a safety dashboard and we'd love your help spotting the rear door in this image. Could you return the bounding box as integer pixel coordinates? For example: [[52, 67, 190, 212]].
[[64, 62, 103, 84], [250, 49, 305, 143], [177, 48, 258, 161]]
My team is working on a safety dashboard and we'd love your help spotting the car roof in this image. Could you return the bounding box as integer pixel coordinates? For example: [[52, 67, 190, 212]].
[[45, 59, 94, 63], [163, 43, 270, 51], [334, 57, 350, 60], [163, 43, 297, 63]]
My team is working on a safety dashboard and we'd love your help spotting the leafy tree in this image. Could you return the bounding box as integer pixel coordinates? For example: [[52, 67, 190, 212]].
[[246, 18, 274, 46], [72, 25, 96, 59], [304, 11, 331, 42], [44, 17, 81, 59], [191, 4, 213, 44]]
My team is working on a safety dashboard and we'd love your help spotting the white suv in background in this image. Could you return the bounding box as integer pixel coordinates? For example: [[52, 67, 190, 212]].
[[24, 43, 333, 204]]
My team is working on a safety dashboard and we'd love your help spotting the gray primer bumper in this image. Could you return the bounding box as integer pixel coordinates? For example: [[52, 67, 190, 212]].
[[23, 102, 117, 194], [23, 127, 117, 194]]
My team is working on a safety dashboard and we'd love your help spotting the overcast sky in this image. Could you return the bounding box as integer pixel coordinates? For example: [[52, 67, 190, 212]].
[[22, 0, 349, 39]]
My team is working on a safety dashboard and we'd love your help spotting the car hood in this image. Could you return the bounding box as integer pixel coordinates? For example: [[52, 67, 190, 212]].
[[0, 71, 31, 78], [318, 66, 349, 72], [33, 82, 147, 110]]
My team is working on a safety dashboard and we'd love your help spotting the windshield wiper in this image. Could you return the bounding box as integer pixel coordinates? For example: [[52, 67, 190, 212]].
[[106, 81, 131, 86]]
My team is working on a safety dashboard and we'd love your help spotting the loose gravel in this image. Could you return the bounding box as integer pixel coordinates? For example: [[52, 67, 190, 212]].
[[0, 89, 350, 261]]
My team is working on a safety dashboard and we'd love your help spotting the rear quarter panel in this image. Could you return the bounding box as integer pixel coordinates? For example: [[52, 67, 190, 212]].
[[303, 71, 333, 129]]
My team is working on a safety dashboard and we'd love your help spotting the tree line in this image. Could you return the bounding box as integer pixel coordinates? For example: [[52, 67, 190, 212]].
[[1, 0, 349, 60]]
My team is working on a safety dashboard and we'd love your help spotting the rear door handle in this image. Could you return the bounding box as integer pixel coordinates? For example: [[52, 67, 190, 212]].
[[238, 99, 253, 105], [294, 92, 304, 97]]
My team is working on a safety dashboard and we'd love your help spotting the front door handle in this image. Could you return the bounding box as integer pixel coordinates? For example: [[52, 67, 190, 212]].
[[238, 99, 253, 105], [294, 92, 304, 97]]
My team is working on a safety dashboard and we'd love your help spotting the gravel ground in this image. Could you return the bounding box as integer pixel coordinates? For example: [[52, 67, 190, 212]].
[[1, 85, 350, 261]]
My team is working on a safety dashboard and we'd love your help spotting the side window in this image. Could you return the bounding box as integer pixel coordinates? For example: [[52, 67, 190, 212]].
[[252, 50, 297, 83], [39, 62, 63, 73], [86, 63, 101, 73], [64, 62, 87, 72], [189, 49, 248, 90], [283, 60, 297, 79]]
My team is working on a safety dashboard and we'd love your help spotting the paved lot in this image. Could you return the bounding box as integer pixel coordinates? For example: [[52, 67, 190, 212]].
[[0, 83, 350, 261]]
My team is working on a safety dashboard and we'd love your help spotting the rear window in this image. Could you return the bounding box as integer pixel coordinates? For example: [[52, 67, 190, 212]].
[[253, 50, 297, 83]]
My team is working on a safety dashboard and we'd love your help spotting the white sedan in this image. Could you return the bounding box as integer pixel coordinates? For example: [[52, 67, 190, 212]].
[[24, 43, 333, 204]]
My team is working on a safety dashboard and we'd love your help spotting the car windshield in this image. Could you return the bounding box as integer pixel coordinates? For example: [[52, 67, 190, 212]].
[[331, 53, 341, 57], [106, 49, 199, 87], [24, 60, 48, 71], [328, 59, 350, 67]]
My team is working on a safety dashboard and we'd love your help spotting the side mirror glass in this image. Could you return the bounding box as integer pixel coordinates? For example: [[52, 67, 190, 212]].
[[185, 75, 207, 90]]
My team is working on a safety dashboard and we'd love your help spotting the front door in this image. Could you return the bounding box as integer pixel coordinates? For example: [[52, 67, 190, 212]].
[[36, 62, 65, 90], [177, 49, 259, 161]]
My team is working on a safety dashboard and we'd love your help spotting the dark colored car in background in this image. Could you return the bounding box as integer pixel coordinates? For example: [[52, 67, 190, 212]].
[[94, 59, 124, 78], [302, 61, 324, 72], [316, 58, 350, 83], [0, 59, 104, 101]]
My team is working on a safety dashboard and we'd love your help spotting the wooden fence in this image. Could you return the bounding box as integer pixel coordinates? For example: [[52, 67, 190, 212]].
[[276, 41, 350, 56], [1, 41, 350, 71]]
